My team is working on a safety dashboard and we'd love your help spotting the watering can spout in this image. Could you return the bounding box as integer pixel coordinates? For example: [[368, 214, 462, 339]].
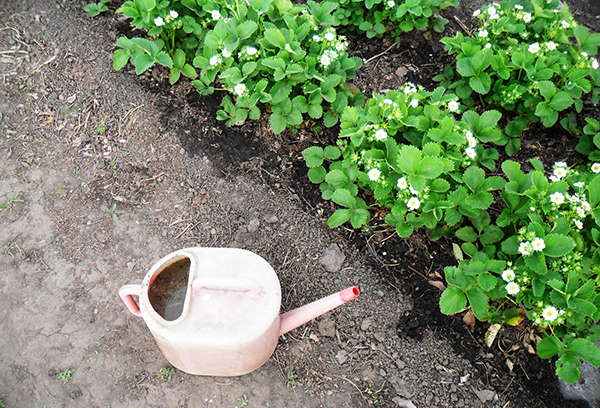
[[278, 286, 360, 336]]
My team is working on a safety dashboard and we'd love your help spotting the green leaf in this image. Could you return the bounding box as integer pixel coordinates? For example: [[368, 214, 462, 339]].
[[325, 169, 348, 186], [264, 28, 286, 49], [113, 49, 130, 71], [331, 188, 355, 208], [467, 286, 489, 320], [350, 208, 370, 228], [270, 112, 286, 134], [567, 339, 600, 366], [537, 336, 561, 358], [396, 145, 421, 174], [302, 146, 323, 168], [479, 225, 504, 245], [556, 354, 581, 384], [418, 157, 444, 179], [155, 51, 173, 68], [307, 166, 326, 184], [544, 234, 575, 257], [324, 146, 341, 160], [549, 92, 574, 111], [439, 286, 467, 315], [539, 81, 556, 99], [132, 53, 154, 75], [328, 208, 351, 228], [524, 251, 547, 275], [456, 58, 475, 77], [469, 73, 491, 94], [463, 166, 485, 192], [237, 21, 258, 39], [456, 226, 477, 242], [477, 273, 498, 292]]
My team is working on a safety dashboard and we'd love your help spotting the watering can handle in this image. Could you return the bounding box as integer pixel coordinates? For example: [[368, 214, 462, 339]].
[[119, 284, 143, 317], [192, 276, 263, 298]]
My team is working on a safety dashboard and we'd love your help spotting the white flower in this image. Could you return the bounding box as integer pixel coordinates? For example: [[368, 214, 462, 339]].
[[234, 83, 246, 96], [154, 16, 164, 26], [224, 17, 230, 24], [397, 177, 408, 190], [448, 100, 459, 112], [553, 167, 567, 179], [478, 30, 488, 38], [574, 181, 585, 188], [320, 53, 331, 67], [313, 35, 321, 42], [569, 194, 580, 203], [246, 47, 257, 56], [374, 129, 388, 140], [592, 163, 600, 173], [473, 9, 481, 17], [489, 13, 499, 20], [506, 282, 520, 295], [561, 20, 570, 28], [222, 48, 231, 58], [409, 185, 419, 195], [407, 197, 421, 210], [546, 41, 557, 51], [550, 192, 565, 205], [465, 147, 477, 159], [577, 207, 586, 218], [555, 161, 567, 167], [531, 237, 545, 252], [383, 98, 393, 105], [582, 201, 591, 211], [523, 12, 532, 23], [502, 269, 515, 282], [410, 98, 419, 108], [487, 6, 496, 14], [466, 134, 477, 147], [387, 0, 395, 7], [542, 306, 558, 322], [324, 32, 335, 41], [515, 4, 523, 10], [528, 43, 540, 53], [518, 242, 532, 256], [582, 51, 589, 58], [212, 10, 221, 20], [368, 168, 381, 181], [209, 55, 221, 66], [574, 219, 583, 229], [169, 10, 179, 19], [336, 42, 345, 51], [593, 59, 599, 69], [485, 43, 492, 49]]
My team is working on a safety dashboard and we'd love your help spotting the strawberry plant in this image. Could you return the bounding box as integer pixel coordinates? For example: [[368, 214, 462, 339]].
[[334, 0, 458, 39], [435, 0, 600, 154]]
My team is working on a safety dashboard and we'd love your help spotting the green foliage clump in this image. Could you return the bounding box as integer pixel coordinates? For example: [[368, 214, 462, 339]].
[[334, 0, 458, 39], [114, 0, 363, 134], [303, 84, 504, 240], [436, 0, 600, 154]]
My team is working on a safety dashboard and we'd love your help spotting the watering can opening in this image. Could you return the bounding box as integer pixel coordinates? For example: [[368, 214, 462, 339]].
[[148, 255, 192, 322]]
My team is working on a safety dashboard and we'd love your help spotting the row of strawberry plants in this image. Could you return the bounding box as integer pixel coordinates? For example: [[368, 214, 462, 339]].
[[109, 0, 456, 134], [302, 0, 600, 383]]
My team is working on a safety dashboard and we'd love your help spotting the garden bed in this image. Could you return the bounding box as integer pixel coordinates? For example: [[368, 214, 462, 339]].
[[0, 0, 599, 407]]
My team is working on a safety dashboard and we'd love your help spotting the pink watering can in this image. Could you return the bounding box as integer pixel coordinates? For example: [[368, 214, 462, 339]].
[[119, 247, 359, 376]]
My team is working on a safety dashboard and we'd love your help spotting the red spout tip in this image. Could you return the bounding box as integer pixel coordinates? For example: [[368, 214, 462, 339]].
[[340, 286, 360, 303]]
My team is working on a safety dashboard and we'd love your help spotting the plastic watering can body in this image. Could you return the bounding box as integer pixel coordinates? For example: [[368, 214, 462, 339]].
[[119, 247, 359, 376]]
